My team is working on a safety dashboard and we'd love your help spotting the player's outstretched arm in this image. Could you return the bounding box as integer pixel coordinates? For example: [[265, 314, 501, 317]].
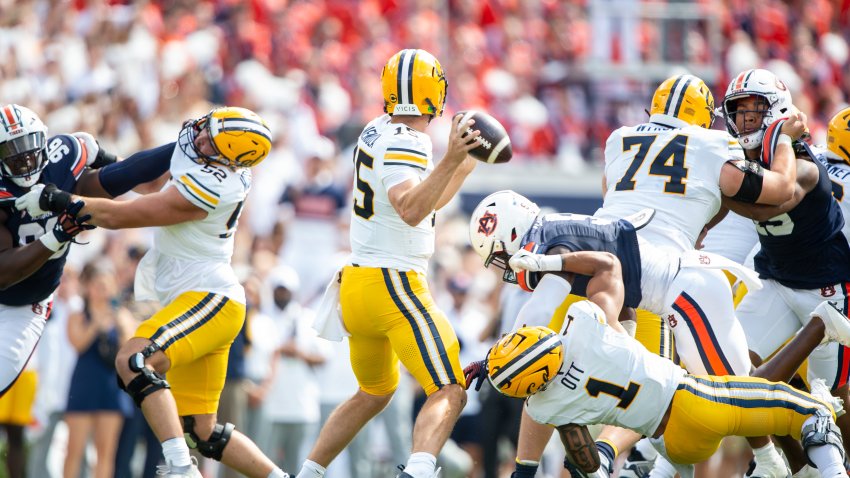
[[388, 115, 480, 225], [74, 186, 207, 229], [74, 142, 175, 199]]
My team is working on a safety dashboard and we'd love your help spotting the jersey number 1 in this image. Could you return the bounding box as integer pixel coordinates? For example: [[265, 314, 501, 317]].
[[585, 377, 641, 409], [615, 134, 689, 194], [353, 148, 375, 220]]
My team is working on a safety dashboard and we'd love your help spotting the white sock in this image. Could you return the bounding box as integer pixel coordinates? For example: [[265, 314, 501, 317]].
[[403, 452, 437, 478], [648, 455, 677, 478], [161, 437, 192, 468], [295, 460, 326, 478], [806, 444, 846, 477], [635, 437, 658, 461], [268, 467, 290, 478], [753, 441, 784, 466]]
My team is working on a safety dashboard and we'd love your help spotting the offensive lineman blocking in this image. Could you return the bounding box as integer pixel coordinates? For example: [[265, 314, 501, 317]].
[[17, 107, 288, 478]]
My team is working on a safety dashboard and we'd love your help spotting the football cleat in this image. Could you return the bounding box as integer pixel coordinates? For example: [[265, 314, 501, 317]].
[[743, 456, 791, 478], [812, 301, 850, 348], [395, 464, 441, 478], [809, 378, 846, 418], [155, 457, 203, 477], [618, 447, 654, 478]]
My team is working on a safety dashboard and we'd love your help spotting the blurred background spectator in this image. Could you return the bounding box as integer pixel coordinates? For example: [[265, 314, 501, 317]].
[[3, 0, 849, 476]]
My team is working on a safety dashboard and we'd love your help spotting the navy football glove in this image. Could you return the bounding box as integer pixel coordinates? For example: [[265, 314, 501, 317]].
[[463, 359, 487, 391]]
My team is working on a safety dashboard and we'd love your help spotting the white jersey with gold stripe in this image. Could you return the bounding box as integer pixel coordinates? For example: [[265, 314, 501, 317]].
[[526, 306, 686, 436], [813, 145, 850, 244], [596, 117, 739, 253], [134, 147, 250, 306], [349, 114, 435, 273]]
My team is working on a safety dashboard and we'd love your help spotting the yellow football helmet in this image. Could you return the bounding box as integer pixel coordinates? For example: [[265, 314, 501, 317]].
[[650, 74, 716, 129], [189, 106, 272, 169], [381, 49, 447, 117], [487, 326, 563, 398], [827, 106, 850, 165]]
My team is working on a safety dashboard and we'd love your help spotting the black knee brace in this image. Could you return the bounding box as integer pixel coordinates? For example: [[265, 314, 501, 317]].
[[182, 416, 235, 461], [116, 346, 170, 407], [802, 408, 846, 467]]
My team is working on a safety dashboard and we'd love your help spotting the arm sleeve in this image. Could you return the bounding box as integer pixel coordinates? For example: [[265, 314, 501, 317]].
[[98, 142, 175, 197], [511, 273, 573, 331]]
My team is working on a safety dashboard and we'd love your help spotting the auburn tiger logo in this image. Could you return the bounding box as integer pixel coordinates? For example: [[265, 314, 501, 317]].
[[478, 212, 497, 236]]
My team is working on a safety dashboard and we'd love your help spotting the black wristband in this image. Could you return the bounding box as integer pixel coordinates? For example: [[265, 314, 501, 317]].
[[90, 147, 118, 169], [39, 184, 72, 214]]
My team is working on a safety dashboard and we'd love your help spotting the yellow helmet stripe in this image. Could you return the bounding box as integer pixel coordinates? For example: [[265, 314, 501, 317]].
[[667, 76, 695, 118]]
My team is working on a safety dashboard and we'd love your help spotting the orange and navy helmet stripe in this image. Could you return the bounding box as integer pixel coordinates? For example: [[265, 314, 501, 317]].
[[671, 291, 734, 375], [732, 70, 756, 91], [0, 105, 22, 132]]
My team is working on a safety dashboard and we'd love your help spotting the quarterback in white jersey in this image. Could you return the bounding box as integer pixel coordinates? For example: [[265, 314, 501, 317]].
[[484, 253, 848, 478], [298, 49, 483, 478], [20, 107, 291, 478]]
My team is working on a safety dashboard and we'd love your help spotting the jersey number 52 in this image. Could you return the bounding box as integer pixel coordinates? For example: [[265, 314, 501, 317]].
[[615, 135, 689, 195]]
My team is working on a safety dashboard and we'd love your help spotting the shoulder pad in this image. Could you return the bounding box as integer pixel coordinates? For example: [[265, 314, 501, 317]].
[[47, 134, 86, 178]]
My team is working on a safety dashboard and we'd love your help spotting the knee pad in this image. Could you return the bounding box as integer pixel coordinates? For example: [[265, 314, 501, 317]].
[[182, 416, 235, 461], [802, 408, 846, 466], [116, 351, 170, 407]]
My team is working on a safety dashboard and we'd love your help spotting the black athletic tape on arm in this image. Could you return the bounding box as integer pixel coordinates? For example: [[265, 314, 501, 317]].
[[731, 159, 765, 204], [98, 142, 176, 197]]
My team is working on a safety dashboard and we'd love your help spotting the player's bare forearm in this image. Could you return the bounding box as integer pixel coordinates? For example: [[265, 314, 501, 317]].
[[389, 161, 462, 226], [434, 156, 476, 210], [759, 142, 797, 204], [0, 220, 55, 289], [78, 187, 207, 229], [554, 250, 625, 331], [558, 423, 601, 473]]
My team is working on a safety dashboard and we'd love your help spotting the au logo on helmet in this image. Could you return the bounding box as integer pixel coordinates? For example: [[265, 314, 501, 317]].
[[477, 212, 497, 236]]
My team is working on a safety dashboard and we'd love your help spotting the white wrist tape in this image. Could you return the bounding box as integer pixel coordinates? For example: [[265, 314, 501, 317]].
[[777, 133, 793, 147], [539, 254, 563, 271], [39, 231, 63, 252]]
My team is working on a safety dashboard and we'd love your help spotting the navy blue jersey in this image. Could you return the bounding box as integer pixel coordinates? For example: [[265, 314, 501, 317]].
[[519, 213, 643, 308], [0, 134, 87, 306], [754, 153, 850, 288]]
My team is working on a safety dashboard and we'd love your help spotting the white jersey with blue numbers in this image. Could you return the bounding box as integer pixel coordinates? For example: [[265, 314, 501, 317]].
[[597, 118, 740, 253], [349, 114, 435, 273], [134, 147, 250, 305], [526, 308, 686, 435], [814, 145, 850, 244]]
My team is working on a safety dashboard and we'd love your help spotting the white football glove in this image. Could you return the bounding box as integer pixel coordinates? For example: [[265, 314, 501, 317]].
[[71, 131, 99, 162], [508, 249, 562, 272], [14, 184, 47, 217]]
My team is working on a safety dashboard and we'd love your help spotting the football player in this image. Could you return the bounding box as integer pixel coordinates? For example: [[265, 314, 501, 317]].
[[16, 107, 288, 478], [470, 72, 808, 478], [289, 49, 481, 478], [819, 107, 850, 243], [0, 104, 170, 397], [721, 70, 850, 469], [484, 250, 850, 478]]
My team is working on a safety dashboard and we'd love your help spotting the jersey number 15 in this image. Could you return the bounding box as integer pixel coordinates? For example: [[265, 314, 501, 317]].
[[615, 134, 689, 195]]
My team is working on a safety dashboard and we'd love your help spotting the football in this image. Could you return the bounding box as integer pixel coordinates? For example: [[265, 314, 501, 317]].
[[457, 110, 513, 164]]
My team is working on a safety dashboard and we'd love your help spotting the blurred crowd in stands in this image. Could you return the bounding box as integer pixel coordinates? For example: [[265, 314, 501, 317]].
[[0, 0, 848, 476]]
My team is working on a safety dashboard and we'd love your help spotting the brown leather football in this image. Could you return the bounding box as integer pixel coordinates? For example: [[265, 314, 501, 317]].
[[457, 110, 512, 164]]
